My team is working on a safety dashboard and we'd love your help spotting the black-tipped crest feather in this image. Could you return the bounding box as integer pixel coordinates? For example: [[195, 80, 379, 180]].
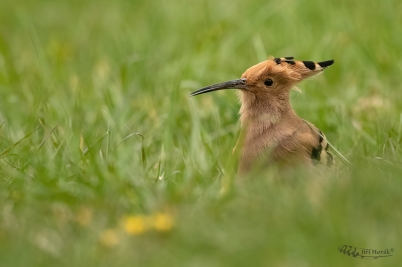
[[318, 60, 334, 68], [302, 61, 316, 70]]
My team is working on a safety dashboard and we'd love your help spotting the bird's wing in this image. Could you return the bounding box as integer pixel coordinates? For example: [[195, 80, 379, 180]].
[[301, 120, 335, 167]]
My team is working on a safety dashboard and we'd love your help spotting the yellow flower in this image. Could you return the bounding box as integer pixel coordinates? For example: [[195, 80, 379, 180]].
[[99, 229, 119, 247], [152, 213, 174, 232], [123, 216, 147, 235]]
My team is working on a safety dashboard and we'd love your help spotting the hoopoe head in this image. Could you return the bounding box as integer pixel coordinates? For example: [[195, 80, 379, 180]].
[[190, 57, 334, 99]]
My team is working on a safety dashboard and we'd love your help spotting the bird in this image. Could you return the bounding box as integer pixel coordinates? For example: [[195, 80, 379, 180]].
[[190, 56, 335, 174]]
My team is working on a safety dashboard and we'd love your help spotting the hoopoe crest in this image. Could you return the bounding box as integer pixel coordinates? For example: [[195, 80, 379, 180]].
[[190, 56, 335, 173]]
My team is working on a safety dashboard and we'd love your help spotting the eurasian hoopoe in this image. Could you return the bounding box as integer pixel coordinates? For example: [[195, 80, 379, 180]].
[[190, 56, 335, 173]]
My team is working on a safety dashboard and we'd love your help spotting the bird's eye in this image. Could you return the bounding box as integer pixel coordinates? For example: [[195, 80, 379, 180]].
[[264, 79, 274, 87]]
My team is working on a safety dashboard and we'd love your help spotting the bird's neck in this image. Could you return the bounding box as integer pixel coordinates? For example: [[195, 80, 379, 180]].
[[239, 91, 295, 127]]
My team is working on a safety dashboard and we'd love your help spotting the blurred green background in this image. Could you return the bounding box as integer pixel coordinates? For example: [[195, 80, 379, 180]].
[[0, 0, 401, 266]]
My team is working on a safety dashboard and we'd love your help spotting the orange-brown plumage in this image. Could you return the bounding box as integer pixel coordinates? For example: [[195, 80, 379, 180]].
[[190, 56, 335, 173]]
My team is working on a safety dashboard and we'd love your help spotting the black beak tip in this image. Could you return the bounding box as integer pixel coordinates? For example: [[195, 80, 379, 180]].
[[189, 89, 204, 97], [188, 78, 247, 97]]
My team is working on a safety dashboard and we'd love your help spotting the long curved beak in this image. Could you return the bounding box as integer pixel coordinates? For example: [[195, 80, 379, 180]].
[[189, 78, 247, 97]]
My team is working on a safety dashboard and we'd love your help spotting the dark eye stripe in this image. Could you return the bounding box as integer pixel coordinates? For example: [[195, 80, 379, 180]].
[[302, 61, 316, 70]]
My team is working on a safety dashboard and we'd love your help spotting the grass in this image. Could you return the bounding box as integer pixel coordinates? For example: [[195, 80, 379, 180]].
[[1, 0, 402, 266]]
